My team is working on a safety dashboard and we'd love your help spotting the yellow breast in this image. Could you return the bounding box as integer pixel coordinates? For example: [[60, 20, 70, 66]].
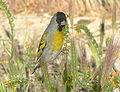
[[50, 30, 64, 51]]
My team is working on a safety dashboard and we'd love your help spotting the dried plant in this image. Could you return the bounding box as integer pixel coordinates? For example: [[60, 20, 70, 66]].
[[101, 31, 120, 85]]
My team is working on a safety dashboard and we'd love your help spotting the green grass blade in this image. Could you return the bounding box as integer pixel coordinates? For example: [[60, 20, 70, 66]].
[[78, 25, 102, 67], [99, 17, 105, 50], [71, 38, 78, 91]]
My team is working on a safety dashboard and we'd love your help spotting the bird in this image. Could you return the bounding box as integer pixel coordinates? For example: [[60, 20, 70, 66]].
[[32, 12, 67, 73]]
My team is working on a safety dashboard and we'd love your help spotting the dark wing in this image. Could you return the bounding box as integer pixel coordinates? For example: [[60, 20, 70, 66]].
[[36, 32, 47, 60]]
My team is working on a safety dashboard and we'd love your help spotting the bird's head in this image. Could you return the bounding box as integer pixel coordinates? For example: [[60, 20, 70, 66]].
[[55, 12, 67, 31]]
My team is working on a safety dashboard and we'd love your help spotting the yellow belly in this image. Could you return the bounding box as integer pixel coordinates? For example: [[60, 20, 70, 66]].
[[50, 30, 64, 51]]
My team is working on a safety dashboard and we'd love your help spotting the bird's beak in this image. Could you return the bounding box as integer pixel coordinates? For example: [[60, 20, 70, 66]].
[[61, 20, 66, 26]]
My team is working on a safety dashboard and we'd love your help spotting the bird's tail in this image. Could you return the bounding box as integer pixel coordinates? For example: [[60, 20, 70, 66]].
[[32, 63, 41, 74], [32, 57, 45, 74]]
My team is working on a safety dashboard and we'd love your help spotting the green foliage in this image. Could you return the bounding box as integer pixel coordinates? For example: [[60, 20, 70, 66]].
[[99, 17, 105, 50], [63, 63, 73, 92], [0, 0, 15, 77], [75, 24, 120, 92], [70, 38, 78, 91], [41, 63, 53, 92], [77, 70, 93, 90], [77, 25, 102, 67], [26, 45, 36, 58], [0, 82, 6, 92], [3, 77, 29, 88], [0, 0, 14, 36], [0, 0, 14, 59]]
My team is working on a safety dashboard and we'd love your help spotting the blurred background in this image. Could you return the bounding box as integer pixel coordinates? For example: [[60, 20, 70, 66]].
[[3, 0, 120, 16], [0, 0, 120, 44], [0, 0, 120, 92]]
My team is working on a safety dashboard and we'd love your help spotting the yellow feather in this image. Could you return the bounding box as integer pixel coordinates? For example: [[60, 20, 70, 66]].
[[37, 33, 47, 58], [50, 30, 64, 51]]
